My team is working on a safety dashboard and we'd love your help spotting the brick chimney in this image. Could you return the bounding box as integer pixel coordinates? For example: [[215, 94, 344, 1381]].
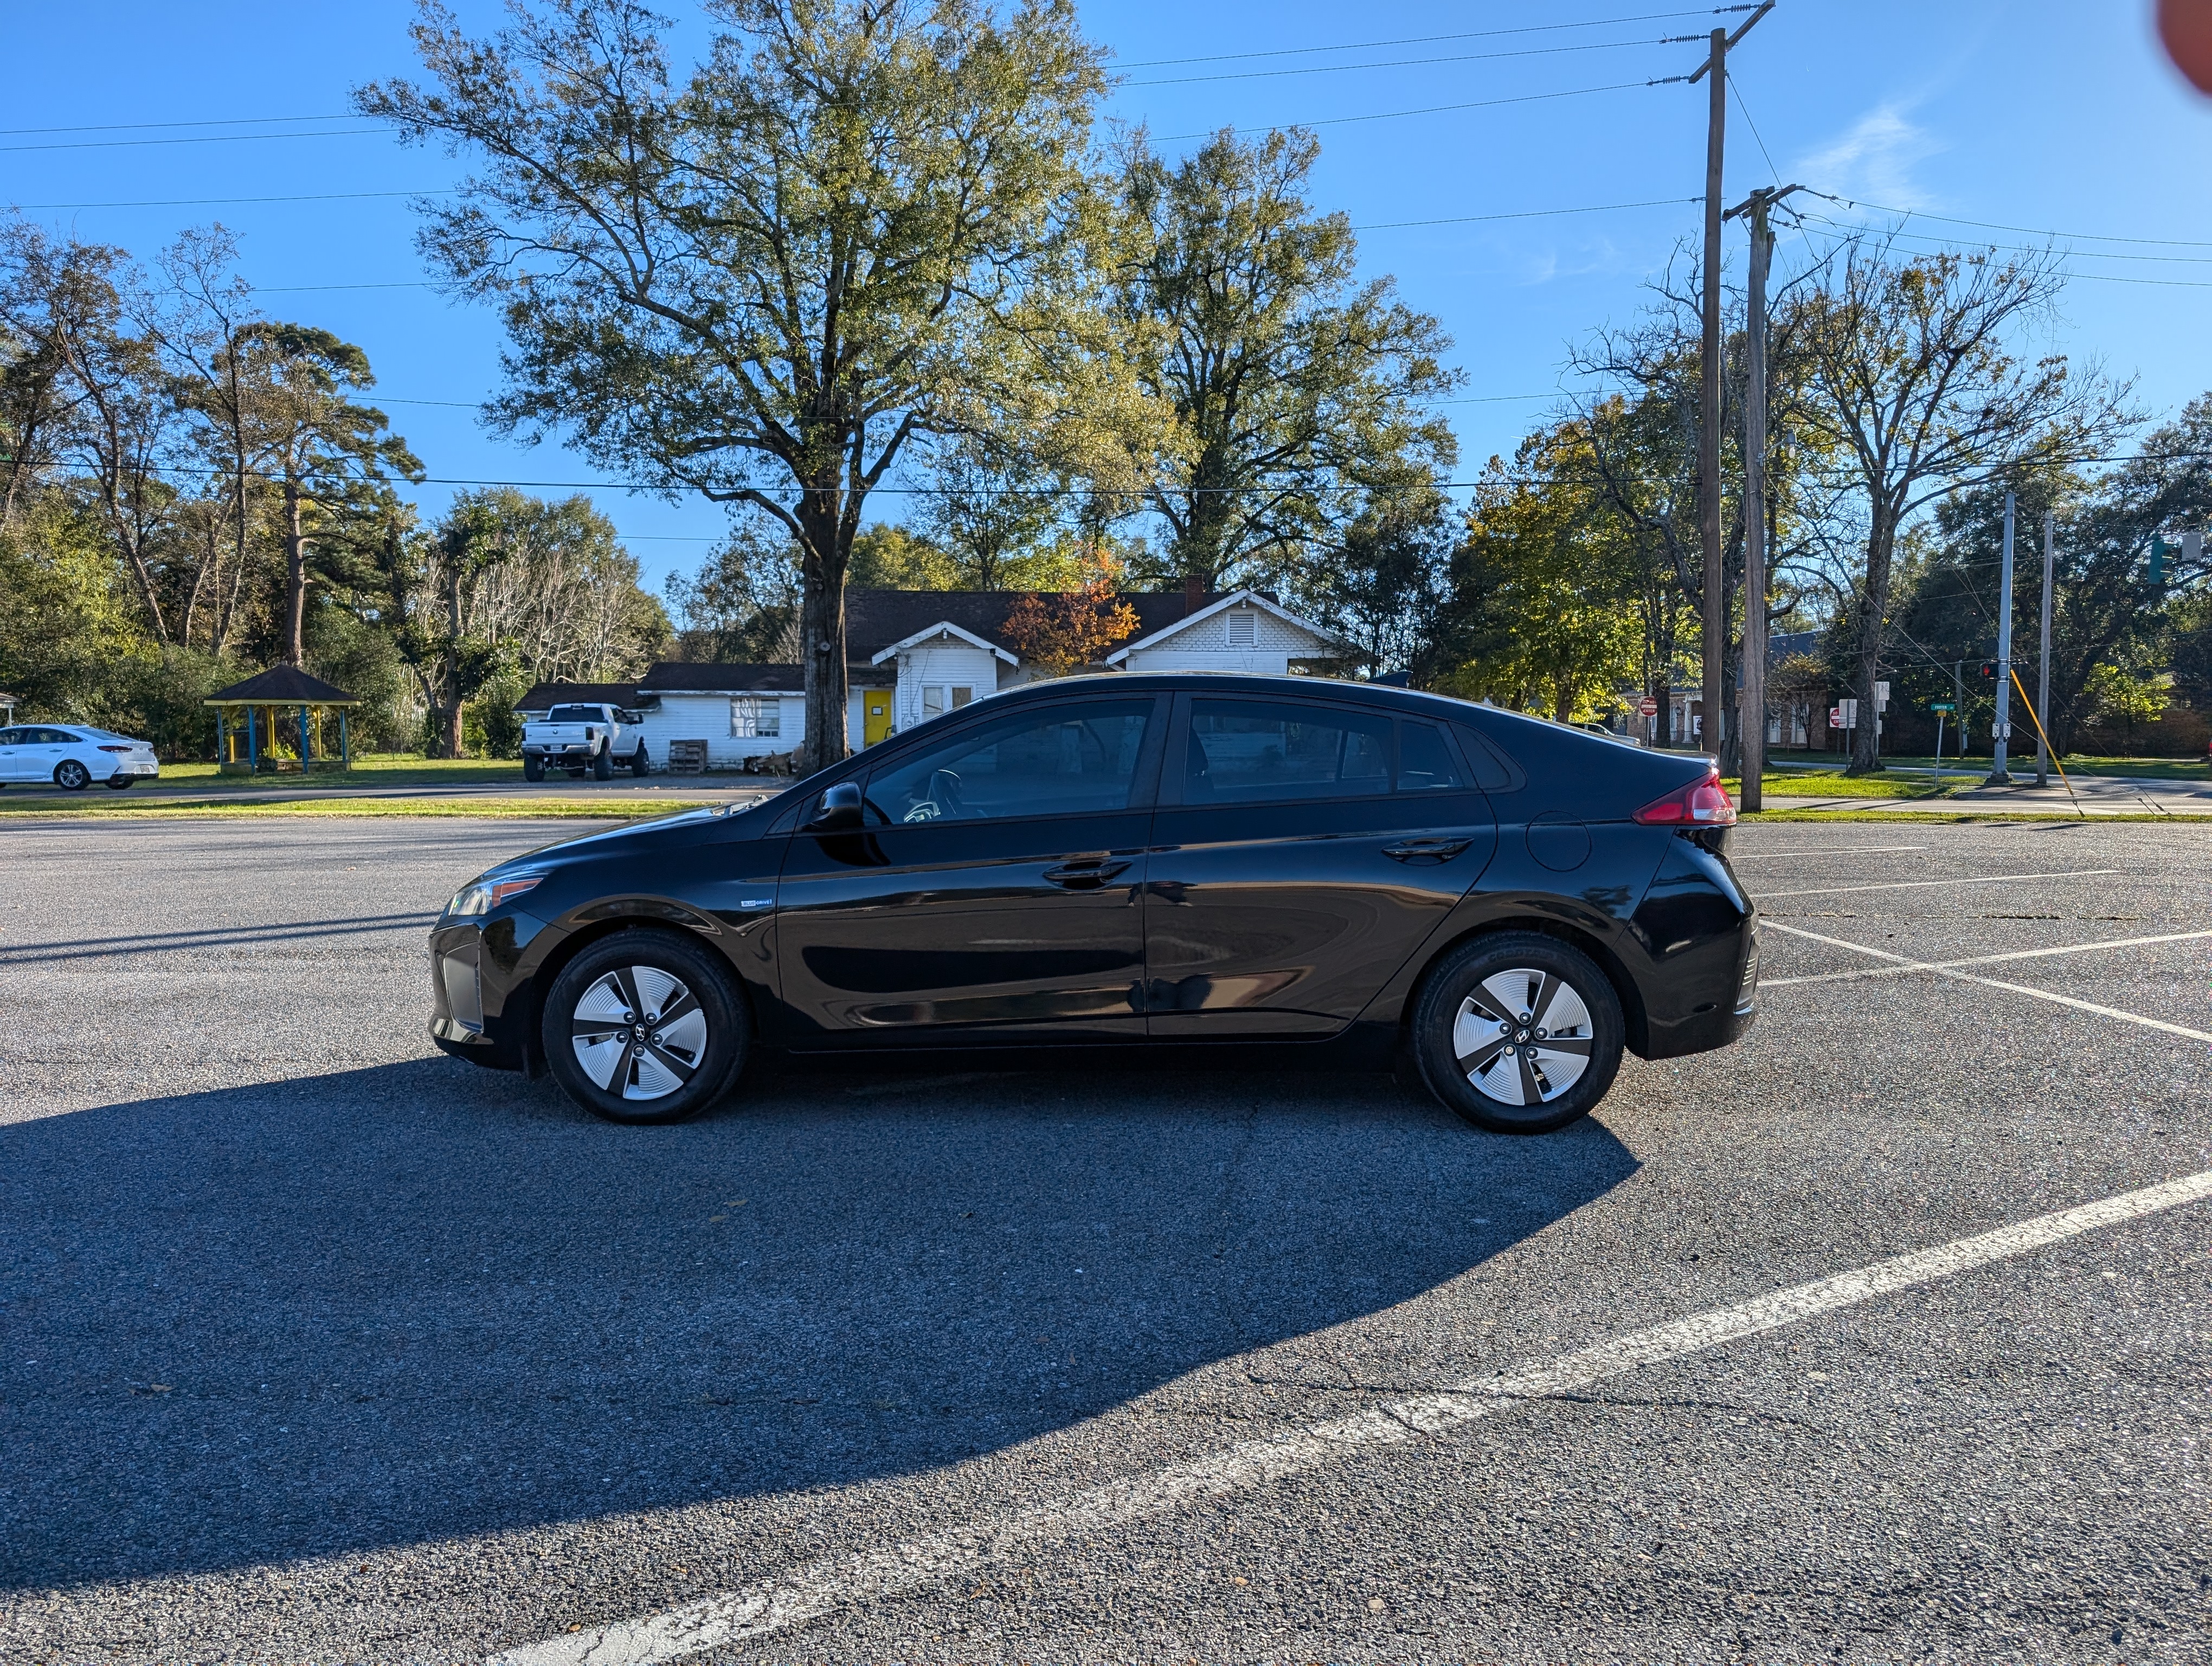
[[1183, 573, 1204, 617]]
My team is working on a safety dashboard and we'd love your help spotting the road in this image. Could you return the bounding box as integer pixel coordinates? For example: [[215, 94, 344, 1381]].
[[3, 817, 2209, 1664]]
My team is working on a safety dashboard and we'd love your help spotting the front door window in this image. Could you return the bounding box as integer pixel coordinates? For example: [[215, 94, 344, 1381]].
[[863, 702, 1152, 824]]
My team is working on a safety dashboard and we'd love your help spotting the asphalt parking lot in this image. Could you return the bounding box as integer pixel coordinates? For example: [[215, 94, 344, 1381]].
[[3, 817, 2209, 1665]]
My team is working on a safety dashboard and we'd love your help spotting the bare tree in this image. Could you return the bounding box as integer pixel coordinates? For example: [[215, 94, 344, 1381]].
[[1790, 238, 2129, 774]]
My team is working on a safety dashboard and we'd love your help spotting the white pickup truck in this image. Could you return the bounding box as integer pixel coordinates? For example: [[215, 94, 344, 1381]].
[[521, 703, 652, 780]]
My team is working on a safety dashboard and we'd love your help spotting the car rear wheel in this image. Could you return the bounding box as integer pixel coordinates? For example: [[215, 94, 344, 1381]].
[[542, 929, 749, 1124], [1412, 932, 1625, 1135], [523, 755, 544, 782], [53, 759, 91, 791], [105, 776, 133, 790], [593, 748, 614, 780]]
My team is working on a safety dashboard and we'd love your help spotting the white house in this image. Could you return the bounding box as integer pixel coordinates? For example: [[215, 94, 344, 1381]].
[[518, 586, 1360, 769]]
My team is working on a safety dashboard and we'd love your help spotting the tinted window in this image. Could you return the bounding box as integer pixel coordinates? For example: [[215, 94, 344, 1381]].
[[864, 700, 1152, 824], [1185, 699, 1392, 804], [32, 728, 74, 745], [546, 705, 607, 724], [1396, 722, 1464, 792], [0, 729, 24, 746]]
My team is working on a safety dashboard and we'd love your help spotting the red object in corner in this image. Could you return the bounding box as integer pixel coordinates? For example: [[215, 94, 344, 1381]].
[[2161, 0, 2212, 94]]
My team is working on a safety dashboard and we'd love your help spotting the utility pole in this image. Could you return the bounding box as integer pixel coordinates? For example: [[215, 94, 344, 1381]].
[[1987, 490, 2017, 785], [2035, 509, 2055, 787], [1676, 2, 1773, 770], [1725, 180, 1801, 814]]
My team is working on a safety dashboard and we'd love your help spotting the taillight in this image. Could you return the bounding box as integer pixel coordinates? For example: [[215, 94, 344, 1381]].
[[1633, 766, 1737, 826], [97, 744, 130, 753]]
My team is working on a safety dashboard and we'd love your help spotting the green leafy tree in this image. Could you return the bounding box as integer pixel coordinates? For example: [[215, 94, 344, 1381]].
[[1113, 127, 1460, 590], [359, 0, 1115, 771]]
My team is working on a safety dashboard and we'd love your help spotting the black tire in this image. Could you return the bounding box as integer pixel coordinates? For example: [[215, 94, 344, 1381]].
[[542, 928, 749, 1124], [1411, 931, 1625, 1135], [593, 747, 614, 781], [53, 759, 91, 791], [523, 755, 545, 783], [106, 776, 133, 790], [629, 745, 650, 778]]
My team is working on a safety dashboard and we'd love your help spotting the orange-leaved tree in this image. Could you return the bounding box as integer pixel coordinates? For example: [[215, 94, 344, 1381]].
[[1001, 553, 1140, 675]]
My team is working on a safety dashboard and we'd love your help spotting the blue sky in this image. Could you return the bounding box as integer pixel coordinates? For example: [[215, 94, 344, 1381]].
[[7, 0, 2210, 594]]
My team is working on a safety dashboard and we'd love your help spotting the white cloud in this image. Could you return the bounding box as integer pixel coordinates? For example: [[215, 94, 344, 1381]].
[[1798, 102, 1945, 210]]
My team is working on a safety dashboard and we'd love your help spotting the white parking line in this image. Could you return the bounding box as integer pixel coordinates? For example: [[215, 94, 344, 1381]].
[[1763, 928, 2212, 988], [488, 1169, 2212, 1666], [1754, 869, 2121, 900], [1763, 921, 2212, 1045], [1732, 844, 1926, 861]]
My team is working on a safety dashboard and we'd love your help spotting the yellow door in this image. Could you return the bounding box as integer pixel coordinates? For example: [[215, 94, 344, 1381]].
[[863, 691, 893, 746]]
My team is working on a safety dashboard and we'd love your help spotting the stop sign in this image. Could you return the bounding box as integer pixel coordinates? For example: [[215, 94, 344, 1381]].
[[2162, 0, 2212, 93], [1638, 695, 1660, 716]]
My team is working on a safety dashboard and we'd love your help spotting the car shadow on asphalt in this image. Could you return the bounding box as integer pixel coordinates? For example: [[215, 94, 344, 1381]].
[[0, 1056, 1636, 1590]]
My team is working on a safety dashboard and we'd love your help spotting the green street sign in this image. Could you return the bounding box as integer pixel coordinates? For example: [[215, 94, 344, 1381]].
[[1928, 701, 1957, 712]]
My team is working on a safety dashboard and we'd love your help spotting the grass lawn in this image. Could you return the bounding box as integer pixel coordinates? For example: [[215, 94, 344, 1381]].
[[1767, 750, 2208, 781], [0, 796, 711, 820], [155, 753, 524, 789], [1724, 770, 1959, 800]]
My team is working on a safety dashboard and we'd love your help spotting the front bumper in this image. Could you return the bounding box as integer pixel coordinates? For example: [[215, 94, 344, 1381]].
[[428, 919, 531, 1070]]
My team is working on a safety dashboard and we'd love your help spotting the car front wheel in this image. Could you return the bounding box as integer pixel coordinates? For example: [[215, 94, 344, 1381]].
[[541, 929, 749, 1124], [1412, 932, 1625, 1135], [54, 759, 91, 791], [629, 745, 650, 777], [593, 748, 614, 780]]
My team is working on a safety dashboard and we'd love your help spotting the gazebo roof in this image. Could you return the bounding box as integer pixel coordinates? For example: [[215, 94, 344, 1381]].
[[204, 665, 362, 707]]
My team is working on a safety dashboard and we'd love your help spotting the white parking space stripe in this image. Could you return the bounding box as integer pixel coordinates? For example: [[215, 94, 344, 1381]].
[[1754, 869, 2121, 900], [1763, 929, 2212, 988], [1764, 921, 2212, 1045], [1731, 844, 1926, 861], [488, 1170, 2212, 1666]]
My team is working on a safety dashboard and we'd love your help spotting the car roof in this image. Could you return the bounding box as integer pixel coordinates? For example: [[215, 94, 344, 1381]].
[[988, 670, 1477, 720]]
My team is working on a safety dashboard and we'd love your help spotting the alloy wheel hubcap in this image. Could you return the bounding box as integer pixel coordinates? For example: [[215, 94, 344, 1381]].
[[571, 965, 707, 1100], [1451, 968, 1594, 1106]]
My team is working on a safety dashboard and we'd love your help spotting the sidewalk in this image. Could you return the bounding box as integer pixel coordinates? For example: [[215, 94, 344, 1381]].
[[1765, 771, 2212, 817]]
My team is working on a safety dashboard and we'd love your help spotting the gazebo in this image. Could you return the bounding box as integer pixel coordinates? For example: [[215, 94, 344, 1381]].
[[204, 665, 362, 774]]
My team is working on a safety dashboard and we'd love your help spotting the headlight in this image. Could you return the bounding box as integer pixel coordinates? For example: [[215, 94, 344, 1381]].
[[447, 874, 544, 917]]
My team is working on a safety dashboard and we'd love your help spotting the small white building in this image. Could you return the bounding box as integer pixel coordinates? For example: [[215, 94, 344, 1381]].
[[518, 586, 1359, 769]]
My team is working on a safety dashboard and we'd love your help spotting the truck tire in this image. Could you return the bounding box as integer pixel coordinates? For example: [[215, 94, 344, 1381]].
[[629, 745, 651, 778], [523, 755, 544, 782], [593, 747, 614, 781]]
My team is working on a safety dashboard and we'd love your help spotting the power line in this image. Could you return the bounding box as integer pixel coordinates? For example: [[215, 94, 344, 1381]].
[[1114, 7, 1757, 68], [1353, 196, 1697, 230], [0, 127, 386, 155], [9, 189, 448, 210], [1167, 78, 1655, 141], [1806, 192, 2212, 251], [1128, 37, 1674, 88], [0, 112, 352, 138]]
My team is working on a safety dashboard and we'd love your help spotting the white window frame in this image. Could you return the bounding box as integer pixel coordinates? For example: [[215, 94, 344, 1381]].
[[730, 695, 781, 739]]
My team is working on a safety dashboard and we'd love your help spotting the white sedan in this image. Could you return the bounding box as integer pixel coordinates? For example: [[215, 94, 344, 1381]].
[[0, 723, 161, 790]]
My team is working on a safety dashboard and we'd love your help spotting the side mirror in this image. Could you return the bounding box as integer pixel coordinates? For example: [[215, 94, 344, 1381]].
[[806, 780, 864, 832]]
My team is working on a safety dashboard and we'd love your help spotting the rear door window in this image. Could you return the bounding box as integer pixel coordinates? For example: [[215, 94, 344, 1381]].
[[1184, 699, 1393, 804]]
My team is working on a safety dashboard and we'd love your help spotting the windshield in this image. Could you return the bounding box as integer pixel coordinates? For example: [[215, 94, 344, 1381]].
[[545, 706, 607, 725]]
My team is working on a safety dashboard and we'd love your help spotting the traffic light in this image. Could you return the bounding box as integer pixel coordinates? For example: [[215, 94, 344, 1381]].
[[1978, 661, 1998, 681]]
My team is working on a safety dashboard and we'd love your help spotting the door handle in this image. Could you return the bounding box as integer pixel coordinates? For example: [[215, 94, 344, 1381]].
[[1382, 837, 1473, 862], [1043, 858, 1131, 889]]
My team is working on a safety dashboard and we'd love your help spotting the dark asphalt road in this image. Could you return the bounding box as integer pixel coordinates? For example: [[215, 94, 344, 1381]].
[[2, 817, 2208, 1664]]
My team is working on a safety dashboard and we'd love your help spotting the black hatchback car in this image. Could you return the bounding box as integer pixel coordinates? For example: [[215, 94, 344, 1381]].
[[428, 674, 1756, 1134]]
